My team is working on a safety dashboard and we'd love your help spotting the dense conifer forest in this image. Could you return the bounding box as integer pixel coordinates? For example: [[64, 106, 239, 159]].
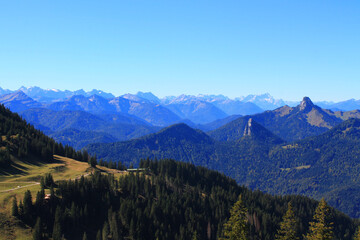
[[10, 159, 360, 239]]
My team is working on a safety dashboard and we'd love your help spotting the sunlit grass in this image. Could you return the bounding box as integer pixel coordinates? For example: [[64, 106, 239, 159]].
[[0, 154, 126, 239]]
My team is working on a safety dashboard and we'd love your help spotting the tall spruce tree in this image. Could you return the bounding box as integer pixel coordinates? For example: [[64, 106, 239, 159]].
[[23, 190, 33, 223], [275, 202, 299, 240], [33, 217, 42, 240], [52, 206, 63, 240], [304, 198, 334, 240], [220, 194, 248, 240], [96, 230, 102, 240], [11, 196, 18, 217], [82, 232, 88, 240], [102, 221, 109, 240]]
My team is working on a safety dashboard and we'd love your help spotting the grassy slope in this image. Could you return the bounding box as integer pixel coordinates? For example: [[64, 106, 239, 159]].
[[0, 155, 125, 240]]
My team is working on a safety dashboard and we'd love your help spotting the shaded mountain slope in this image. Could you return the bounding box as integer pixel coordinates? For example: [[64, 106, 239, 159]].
[[49, 128, 118, 149], [48, 94, 116, 114], [163, 95, 228, 124], [211, 99, 263, 115], [20, 108, 159, 149], [197, 114, 243, 131], [108, 96, 182, 126], [0, 91, 43, 112], [86, 120, 283, 184], [263, 118, 360, 218], [20, 108, 107, 132]]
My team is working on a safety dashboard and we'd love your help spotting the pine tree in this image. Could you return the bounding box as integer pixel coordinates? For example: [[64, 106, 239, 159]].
[[52, 206, 63, 240], [220, 194, 248, 240], [110, 214, 119, 240], [82, 232, 88, 240], [35, 189, 45, 206], [23, 190, 33, 223], [96, 230, 102, 240], [11, 197, 18, 217], [89, 154, 97, 167], [102, 221, 109, 240], [192, 230, 199, 240], [33, 217, 42, 240], [304, 198, 334, 240], [354, 226, 360, 240], [18, 200, 24, 217], [275, 202, 299, 240], [40, 177, 45, 189]]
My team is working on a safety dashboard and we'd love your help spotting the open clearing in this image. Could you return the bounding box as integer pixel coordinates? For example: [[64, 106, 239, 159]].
[[0, 155, 126, 240]]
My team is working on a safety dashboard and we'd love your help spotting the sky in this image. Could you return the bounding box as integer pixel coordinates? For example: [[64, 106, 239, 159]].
[[0, 1, 359, 101]]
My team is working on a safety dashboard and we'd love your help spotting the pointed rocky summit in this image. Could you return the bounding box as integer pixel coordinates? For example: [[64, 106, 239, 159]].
[[243, 118, 253, 136], [299, 96, 314, 111]]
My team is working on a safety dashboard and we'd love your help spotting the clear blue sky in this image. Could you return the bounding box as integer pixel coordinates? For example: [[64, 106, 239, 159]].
[[0, 1, 359, 101]]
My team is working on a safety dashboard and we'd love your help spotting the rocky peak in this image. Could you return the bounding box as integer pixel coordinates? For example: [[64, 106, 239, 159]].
[[299, 97, 314, 111], [243, 118, 253, 136]]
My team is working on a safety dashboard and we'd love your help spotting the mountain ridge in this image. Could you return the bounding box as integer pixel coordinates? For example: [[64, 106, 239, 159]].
[[2, 86, 360, 112], [210, 96, 355, 142]]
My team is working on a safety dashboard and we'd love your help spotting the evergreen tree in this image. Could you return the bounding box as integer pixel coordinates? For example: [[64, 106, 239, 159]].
[[275, 202, 299, 240], [18, 200, 24, 217], [89, 154, 97, 167], [33, 217, 42, 240], [96, 230, 102, 240], [35, 189, 45, 206], [102, 221, 109, 240], [40, 177, 45, 189], [192, 230, 199, 240], [220, 194, 248, 240], [354, 226, 360, 240], [11, 196, 18, 217], [110, 214, 119, 240], [23, 190, 33, 223], [304, 198, 334, 240], [82, 232, 88, 240], [44, 173, 54, 188], [52, 206, 63, 240]]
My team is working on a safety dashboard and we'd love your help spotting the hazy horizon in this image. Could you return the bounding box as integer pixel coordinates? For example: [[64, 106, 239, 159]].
[[0, 85, 349, 103], [1, 1, 359, 102]]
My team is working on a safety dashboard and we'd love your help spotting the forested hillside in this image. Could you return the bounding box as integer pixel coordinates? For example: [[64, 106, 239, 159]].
[[264, 118, 360, 218], [86, 118, 360, 218], [11, 159, 359, 239], [0, 104, 94, 170]]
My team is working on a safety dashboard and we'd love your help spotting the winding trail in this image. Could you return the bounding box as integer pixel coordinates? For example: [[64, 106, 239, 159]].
[[0, 182, 40, 193]]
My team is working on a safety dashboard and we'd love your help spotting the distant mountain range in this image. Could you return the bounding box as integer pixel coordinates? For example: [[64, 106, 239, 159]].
[[2, 86, 360, 111], [0, 89, 253, 149], [2, 86, 360, 151]]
